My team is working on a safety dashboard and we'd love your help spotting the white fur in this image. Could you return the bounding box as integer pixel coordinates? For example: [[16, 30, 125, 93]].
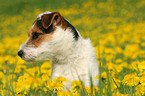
[[19, 18, 99, 89], [51, 27, 99, 89]]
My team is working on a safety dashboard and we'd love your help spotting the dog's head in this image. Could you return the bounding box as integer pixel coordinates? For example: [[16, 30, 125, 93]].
[[17, 11, 80, 61]]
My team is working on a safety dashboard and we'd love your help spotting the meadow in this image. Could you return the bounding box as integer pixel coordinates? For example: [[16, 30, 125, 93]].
[[0, 0, 145, 95]]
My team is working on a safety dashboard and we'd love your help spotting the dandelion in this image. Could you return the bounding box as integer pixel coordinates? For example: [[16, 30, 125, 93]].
[[57, 91, 72, 96], [135, 85, 145, 95], [112, 92, 128, 96], [45, 81, 65, 91], [105, 62, 123, 73], [16, 56, 25, 65], [115, 59, 122, 64], [85, 86, 99, 95], [53, 77, 68, 83], [42, 74, 51, 82], [115, 46, 123, 54], [132, 61, 145, 73], [16, 75, 43, 94], [0, 0, 145, 95], [122, 73, 140, 86], [141, 42, 145, 47], [71, 80, 83, 92], [111, 78, 120, 90], [140, 75, 145, 86], [16, 75, 32, 94], [101, 71, 107, 79], [124, 44, 139, 59], [0, 71, 4, 79], [41, 61, 51, 69]]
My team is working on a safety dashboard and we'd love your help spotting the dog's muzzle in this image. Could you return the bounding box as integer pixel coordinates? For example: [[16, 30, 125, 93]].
[[17, 50, 24, 58]]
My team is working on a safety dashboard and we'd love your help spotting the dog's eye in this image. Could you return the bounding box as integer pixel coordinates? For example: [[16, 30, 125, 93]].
[[32, 32, 39, 40]]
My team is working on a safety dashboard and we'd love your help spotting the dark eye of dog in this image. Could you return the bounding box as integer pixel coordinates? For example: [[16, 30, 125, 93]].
[[32, 32, 40, 40]]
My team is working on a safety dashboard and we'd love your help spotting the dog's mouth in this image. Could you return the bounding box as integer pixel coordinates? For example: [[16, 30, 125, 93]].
[[19, 56, 36, 62], [17, 50, 37, 62], [22, 57, 36, 62]]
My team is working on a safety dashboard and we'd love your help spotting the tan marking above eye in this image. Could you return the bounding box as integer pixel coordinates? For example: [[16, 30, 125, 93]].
[[26, 23, 55, 47]]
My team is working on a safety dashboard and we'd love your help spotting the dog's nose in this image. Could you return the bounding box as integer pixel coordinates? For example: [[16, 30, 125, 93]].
[[17, 50, 24, 58]]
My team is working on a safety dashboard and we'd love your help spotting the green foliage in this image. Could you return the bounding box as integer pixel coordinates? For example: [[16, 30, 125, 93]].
[[0, 0, 145, 95]]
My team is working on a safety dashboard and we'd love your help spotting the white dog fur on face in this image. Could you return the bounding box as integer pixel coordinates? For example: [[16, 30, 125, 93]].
[[18, 11, 99, 89]]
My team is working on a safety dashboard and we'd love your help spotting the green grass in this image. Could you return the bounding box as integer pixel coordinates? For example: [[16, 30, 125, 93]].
[[0, 0, 145, 95], [0, 0, 84, 15]]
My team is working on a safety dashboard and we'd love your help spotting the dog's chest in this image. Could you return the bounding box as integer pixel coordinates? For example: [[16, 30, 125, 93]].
[[51, 60, 89, 83]]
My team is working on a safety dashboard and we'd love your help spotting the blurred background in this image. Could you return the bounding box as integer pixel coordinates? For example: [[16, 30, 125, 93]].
[[0, 0, 145, 95], [1, 0, 145, 55]]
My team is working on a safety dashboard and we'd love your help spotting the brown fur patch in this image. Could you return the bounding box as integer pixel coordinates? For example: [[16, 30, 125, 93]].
[[26, 12, 71, 47], [27, 24, 54, 47], [60, 18, 67, 29]]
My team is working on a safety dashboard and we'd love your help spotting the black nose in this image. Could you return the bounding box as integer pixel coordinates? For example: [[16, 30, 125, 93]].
[[17, 50, 24, 58]]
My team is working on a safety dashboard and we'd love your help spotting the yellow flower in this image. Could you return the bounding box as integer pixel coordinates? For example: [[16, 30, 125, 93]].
[[135, 85, 145, 95], [124, 44, 139, 59], [0, 44, 5, 53], [131, 61, 145, 73], [71, 80, 83, 92], [0, 71, 4, 79], [112, 92, 128, 96], [0, 56, 4, 64], [14, 64, 27, 73], [71, 80, 82, 88], [105, 48, 116, 55], [46, 81, 65, 91], [101, 72, 107, 79], [25, 67, 40, 77], [115, 46, 123, 53], [115, 59, 122, 64], [97, 2, 105, 8], [140, 75, 145, 86], [16, 75, 32, 94], [105, 54, 115, 61], [4, 55, 11, 62], [9, 56, 16, 64], [95, 75, 99, 80], [53, 77, 68, 83], [139, 50, 145, 58], [0, 89, 13, 96], [139, 61, 145, 73], [16, 75, 43, 94], [44, 77, 67, 91], [41, 61, 51, 69], [42, 74, 51, 82], [111, 78, 120, 90], [105, 62, 123, 73], [1, 0, 145, 95], [57, 91, 72, 96], [141, 42, 145, 47], [122, 73, 139, 86], [16, 56, 25, 65], [120, 62, 129, 69], [85, 86, 99, 95]]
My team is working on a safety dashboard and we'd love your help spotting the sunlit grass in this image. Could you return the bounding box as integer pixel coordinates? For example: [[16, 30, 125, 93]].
[[0, 0, 145, 95]]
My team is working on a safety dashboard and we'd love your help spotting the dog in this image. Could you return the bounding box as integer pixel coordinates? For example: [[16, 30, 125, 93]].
[[17, 11, 99, 89]]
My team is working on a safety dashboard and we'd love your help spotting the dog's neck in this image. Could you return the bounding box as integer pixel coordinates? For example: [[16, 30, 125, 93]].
[[51, 27, 81, 64], [49, 26, 95, 64], [48, 26, 99, 88]]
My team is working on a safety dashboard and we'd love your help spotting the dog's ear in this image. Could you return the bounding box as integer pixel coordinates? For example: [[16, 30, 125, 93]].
[[42, 12, 61, 29]]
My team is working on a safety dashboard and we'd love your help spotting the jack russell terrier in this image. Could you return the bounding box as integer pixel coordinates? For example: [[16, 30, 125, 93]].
[[17, 11, 99, 89]]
